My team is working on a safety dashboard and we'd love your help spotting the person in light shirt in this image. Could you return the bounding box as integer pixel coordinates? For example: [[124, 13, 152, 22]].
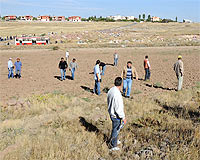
[[65, 50, 69, 65], [107, 77, 126, 151], [93, 60, 101, 95], [8, 58, 14, 79]]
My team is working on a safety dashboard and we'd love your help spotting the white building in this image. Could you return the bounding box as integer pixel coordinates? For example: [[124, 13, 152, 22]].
[[21, 15, 33, 21], [152, 16, 161, 22], [183, 19, 192, 23], [127, 16, 135, 20]]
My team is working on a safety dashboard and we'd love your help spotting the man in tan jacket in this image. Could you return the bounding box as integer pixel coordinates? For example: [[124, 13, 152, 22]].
[[174, 55, 184, 91], [121, 61, 138, 98]]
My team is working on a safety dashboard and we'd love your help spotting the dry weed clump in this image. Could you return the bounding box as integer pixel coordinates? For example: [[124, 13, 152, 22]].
[[0, 87, 200, 159]]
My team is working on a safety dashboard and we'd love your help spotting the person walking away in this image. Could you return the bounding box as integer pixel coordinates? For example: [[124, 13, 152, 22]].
[[93, 60, 101, 95], [100, 61, 106, 76], [144, 55, 151, 81], [121, 61, 138, 98], [65, 50, 69, 65], [174, 55, 184, 91], [58, 57, 68, 81], [8, 58, 14, 79], [14, 58, 22, 78], [108, 77, 126, 151], [114, 52, 118, 66], [69, 58, 78, 80]]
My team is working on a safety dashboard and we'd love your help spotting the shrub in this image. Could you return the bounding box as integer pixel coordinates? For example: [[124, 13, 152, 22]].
[[52, 46, 59, 50]]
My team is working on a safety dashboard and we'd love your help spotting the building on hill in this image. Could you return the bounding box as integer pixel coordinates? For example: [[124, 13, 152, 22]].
[[52, 16, 65, 21], [5, 15, 17, 21], [21, 15, 33, 21], [127, 16, 135, 20], [37, 16, 50, 22], [183, 19, 192, 23], [68, 16, 81, 22], [152, 16, 161, 22]]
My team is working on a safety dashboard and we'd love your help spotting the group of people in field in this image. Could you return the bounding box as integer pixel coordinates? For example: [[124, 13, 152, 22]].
[[58, 50, 78, 81], [7, 50, 184, 151], [56, 51, 184, 151], [7, 57, 22, 79], [107, 55, 184, 151]]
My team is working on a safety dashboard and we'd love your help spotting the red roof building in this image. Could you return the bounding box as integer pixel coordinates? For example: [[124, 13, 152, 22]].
[[68, 16, 81, 22], [52, 16, 65, 21], [5, 15, 17, 21], [21, 15, 33, 21], [37, 16, 50, 22]]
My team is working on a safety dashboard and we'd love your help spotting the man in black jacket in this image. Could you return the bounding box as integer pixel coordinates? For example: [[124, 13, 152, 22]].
[[58, 57, 68, 81]]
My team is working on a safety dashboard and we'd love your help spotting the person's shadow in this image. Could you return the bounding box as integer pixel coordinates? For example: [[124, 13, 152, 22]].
[[80, 86, 94, 93], [54, 75, 72, 81]]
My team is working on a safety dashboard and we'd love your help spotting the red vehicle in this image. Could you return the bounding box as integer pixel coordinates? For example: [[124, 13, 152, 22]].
[[15, 37, 50, 45]]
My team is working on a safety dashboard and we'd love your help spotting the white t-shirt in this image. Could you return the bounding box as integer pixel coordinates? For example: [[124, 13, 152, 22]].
[[114, 53, 118, 59], [8, 60, 13, 69], [66, 51, 69, 58], [107, 86, 125, 119]]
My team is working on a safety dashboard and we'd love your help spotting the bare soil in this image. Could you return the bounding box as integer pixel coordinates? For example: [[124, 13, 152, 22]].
[[0, 46, 200, 103]]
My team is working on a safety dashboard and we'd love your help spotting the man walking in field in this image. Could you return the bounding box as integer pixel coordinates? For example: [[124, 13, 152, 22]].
[[14, 58, 22, 78], [114, 51, 118, 66], [174, 55, 184, 91], [8, 58, 14, 79], [93, 60, 101, 95], [65, 50, 69, 65], [58, 57, 68, 81], [122, 61, 138, 98], [108, 77, 126, 151], [144, 55, 151, 81], [69, 58, 78, 80]]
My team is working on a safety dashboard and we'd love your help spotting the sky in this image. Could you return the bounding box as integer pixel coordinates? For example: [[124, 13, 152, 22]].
[[0, 0, 200, 22]]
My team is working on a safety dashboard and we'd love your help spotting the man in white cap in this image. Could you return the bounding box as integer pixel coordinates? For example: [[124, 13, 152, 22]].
[[8, 58, 14, 79], [174, 55, 184, 91]]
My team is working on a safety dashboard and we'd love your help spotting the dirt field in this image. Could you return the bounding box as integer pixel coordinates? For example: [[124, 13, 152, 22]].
[[0, 46, 199, 103]]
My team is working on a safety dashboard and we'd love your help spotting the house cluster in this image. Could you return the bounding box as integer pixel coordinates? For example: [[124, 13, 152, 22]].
[[107, 15, 135, 21], [4, 15, 82, 22]]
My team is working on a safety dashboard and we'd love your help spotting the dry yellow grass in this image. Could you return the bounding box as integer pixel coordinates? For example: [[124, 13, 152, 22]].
[[0, 86, 199, 159], [0, 21, 130, 37]]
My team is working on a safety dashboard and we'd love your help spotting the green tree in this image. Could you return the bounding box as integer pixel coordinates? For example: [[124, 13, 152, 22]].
[[147, 15, 151, 22], [139, 14, 141, 20], [142, 14, 145, 20], [175, 16, 178, 22]]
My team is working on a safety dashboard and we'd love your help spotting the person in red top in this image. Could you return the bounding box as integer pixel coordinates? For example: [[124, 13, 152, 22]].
[[144, 55, 151, 81]]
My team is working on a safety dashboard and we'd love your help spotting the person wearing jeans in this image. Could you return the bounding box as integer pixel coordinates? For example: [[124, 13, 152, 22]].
[[93, 60, 101, 95], [8, 58, 14, 79], [108, 77, 126, 151], [69, 58, 78, 80], [58, 57, 68, 81], [144, 55, 151, 81], [14, 58, 22, 78], [114, 52, 118, 66], [123, 78, 132, 97], [174, 55, 184, 91], [121, 61, 138, 98]]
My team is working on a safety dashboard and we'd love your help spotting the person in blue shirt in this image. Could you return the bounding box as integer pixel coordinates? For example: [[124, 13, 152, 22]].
[[14, 58, 22, 78], [93, 60, 101, 95]]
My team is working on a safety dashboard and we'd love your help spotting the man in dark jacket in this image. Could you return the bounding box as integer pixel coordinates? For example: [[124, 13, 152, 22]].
[[58, 57, 68, 81]]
